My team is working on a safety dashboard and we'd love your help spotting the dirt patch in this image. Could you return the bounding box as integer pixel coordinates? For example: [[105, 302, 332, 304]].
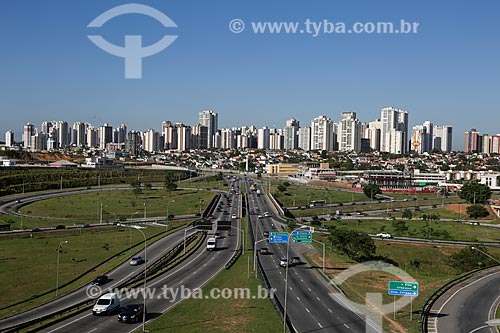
[[445, 204, 496, 219]]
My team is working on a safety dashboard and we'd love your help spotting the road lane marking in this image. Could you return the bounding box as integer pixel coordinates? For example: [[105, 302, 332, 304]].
[[344, 323, 350, 329], [318, 322, 323, 328], [328, 308, 333, 313], [87, 329, 97, 333], [305, 308, 310, 313]]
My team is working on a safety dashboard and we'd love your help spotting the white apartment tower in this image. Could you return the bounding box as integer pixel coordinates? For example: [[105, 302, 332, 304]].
[[198, 110, 218, 149], [5, 130, 14, 147], [284, 118, 300, 150], [381, 107, 409, 154], [339, 112, 362, 152], [310, 116, 334, 151]]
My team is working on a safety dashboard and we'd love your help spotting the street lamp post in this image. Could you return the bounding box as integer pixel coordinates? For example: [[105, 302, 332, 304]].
[[56, 240, 68, 296], [471, 247, 500, 264], [312, 238, 326, 273], [131, 226, 147, 332]]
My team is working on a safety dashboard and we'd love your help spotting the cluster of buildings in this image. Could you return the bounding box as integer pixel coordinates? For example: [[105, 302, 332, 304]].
[[3, 107, 453, 157], [464, 129, 500, 154]]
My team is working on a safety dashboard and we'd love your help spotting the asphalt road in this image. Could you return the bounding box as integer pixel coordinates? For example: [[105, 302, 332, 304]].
[[427, 267, 500, 333], [0, 226, 197, 331], [245, 180, 381, 333], [33, 183, 241, 333]]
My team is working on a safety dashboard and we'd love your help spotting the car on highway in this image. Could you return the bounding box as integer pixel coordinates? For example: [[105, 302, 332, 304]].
[[31, 228, 40, 232], [92, 293, 120, 316], [208, 215, 215, 219], [263, 231, 269, 237], [470, 221, 480, 226], [117, 303, 145, 323], [279, 257, 288, 267], [231, 214, 237, 219], [206, 237, 217, 251], [55, 224, 66, 230], [259, 247, 270, 255], [129, 256, 144, 266], [376, 232, 392, 239], [263, 212, 271, 217], [257, 214, 263, 218], [290, 256, 301, 266], [92, 275, 109, 286]]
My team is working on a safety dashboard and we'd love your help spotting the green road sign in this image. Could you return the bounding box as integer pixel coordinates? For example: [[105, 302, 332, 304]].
[[388, 281, 419, 296], [269, 232, 289, 243], [291, 231, 312, 244]]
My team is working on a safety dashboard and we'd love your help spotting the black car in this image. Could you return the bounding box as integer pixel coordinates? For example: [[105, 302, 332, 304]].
[[117, 304, 146, 323], [92, 275, 109, 286], [55, 225, 66, 230]]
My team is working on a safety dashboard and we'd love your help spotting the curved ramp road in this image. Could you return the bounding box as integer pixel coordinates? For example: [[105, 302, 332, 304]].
[[427, 267, 500, 333], [246, 181, 381, 333]]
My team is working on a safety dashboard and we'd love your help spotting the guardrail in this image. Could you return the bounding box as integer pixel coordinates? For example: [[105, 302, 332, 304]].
[[419, 264, 500, 332], [2, 231, 204, 333]]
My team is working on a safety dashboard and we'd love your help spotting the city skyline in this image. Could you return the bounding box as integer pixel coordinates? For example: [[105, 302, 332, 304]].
[[1, 1, 499, 151]]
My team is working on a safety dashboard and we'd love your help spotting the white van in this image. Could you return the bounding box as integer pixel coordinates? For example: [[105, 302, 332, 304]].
[[92, 293, 120, 315], [206, 237, 217, 251]]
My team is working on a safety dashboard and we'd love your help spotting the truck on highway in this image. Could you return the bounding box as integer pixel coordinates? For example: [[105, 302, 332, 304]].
[[206, 237, 217, 251]]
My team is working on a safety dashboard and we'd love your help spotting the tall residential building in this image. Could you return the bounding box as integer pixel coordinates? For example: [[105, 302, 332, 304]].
[[298, 126, 311, 151], [5, 130, 14, 147], [41, 121, 52, 135], [269, 128, 284, 150], [72, 122, 86, 147], [198, 110, 218, 149], [411, 125, 425, 154], [143, 129, 160, 153], [54, 121, 69, 148], [464, 129, 481, 153], [99, 123, 113, 150], [422, 121, 433, 152], [257, 127, 270, 150], [86, 126, 98, 148], [381, 107, 409, 154], [114, 124, 127, 144], [33, 132, 47, 151], [339, 112, 361, 152], [310, 116, 334, 151], [283, 118, 300, 150], [482, 134, 492, 154], [176, 123, 192, 151], [191, 124, 208, 149], [163, 121, 177, 150], [366, 119, 382, 151], [23, 123, 35, 148], [220, 128, 235, 149], [490, 135, 500, 154], [126, 130, 142, 156], [433, 125, 453, 152]]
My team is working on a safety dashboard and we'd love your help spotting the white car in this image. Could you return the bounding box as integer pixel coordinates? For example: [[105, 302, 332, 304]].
[[231, 214, 237, 219], [279, 257, 288, 267], [376, 232, 392, 239]]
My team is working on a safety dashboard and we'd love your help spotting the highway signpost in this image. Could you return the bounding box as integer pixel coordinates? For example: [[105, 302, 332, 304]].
[[388, 281, 419, 320], [291, 231, 312, 243], [269, 232, 289, 244]]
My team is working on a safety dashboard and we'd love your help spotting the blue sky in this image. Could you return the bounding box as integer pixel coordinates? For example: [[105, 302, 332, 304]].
[[1, 0, 499, 150]]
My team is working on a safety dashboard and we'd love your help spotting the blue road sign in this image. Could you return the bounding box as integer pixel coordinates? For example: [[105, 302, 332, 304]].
[[269, 232, 289, 244]]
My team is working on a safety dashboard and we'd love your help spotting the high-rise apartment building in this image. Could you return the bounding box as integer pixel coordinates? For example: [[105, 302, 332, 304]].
[[176, 123, 192, 151], [298, 126, 311, 151], [365, 119, 382, 151], [198, 110, 218, 149], [464, 129, 481, 153], [5, 130, 14, 147], [269, 128, 284, 150], [310, 116, 333, 151], [23, 123, 35, 148], [339, 112, 361, 152], [433, 125, 453, 152], [72, 122, 86, 147], [99, 123, 113, 150], [284, 118, 299, 150], [257, 127, 270, 150], [143, 129, 160, 153], [381, 107, 409, 154]]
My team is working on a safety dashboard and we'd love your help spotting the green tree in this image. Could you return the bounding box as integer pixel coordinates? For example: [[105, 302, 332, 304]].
[[392, 220, 408, 235], [164, 172, 178, 192], [402, 209, 413, 219], [459, 181, 492, 204], [466, 204, 489, 218], [130, 179, 142, 197], [327, 228, 375, 262], [363, 184, 382, 200], [447, 246, 494, 273]]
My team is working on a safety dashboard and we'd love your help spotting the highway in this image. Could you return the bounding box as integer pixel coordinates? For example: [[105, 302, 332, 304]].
[[34, 181, 242, 333], [0, 226, 197, 331], [245, 179, 381, 333], [427, 267, 500, 333]]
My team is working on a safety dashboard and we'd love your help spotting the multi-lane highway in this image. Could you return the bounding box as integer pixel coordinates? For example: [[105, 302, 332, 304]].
[[245, 179, 381, 333], [0, 180, 242, 333]]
